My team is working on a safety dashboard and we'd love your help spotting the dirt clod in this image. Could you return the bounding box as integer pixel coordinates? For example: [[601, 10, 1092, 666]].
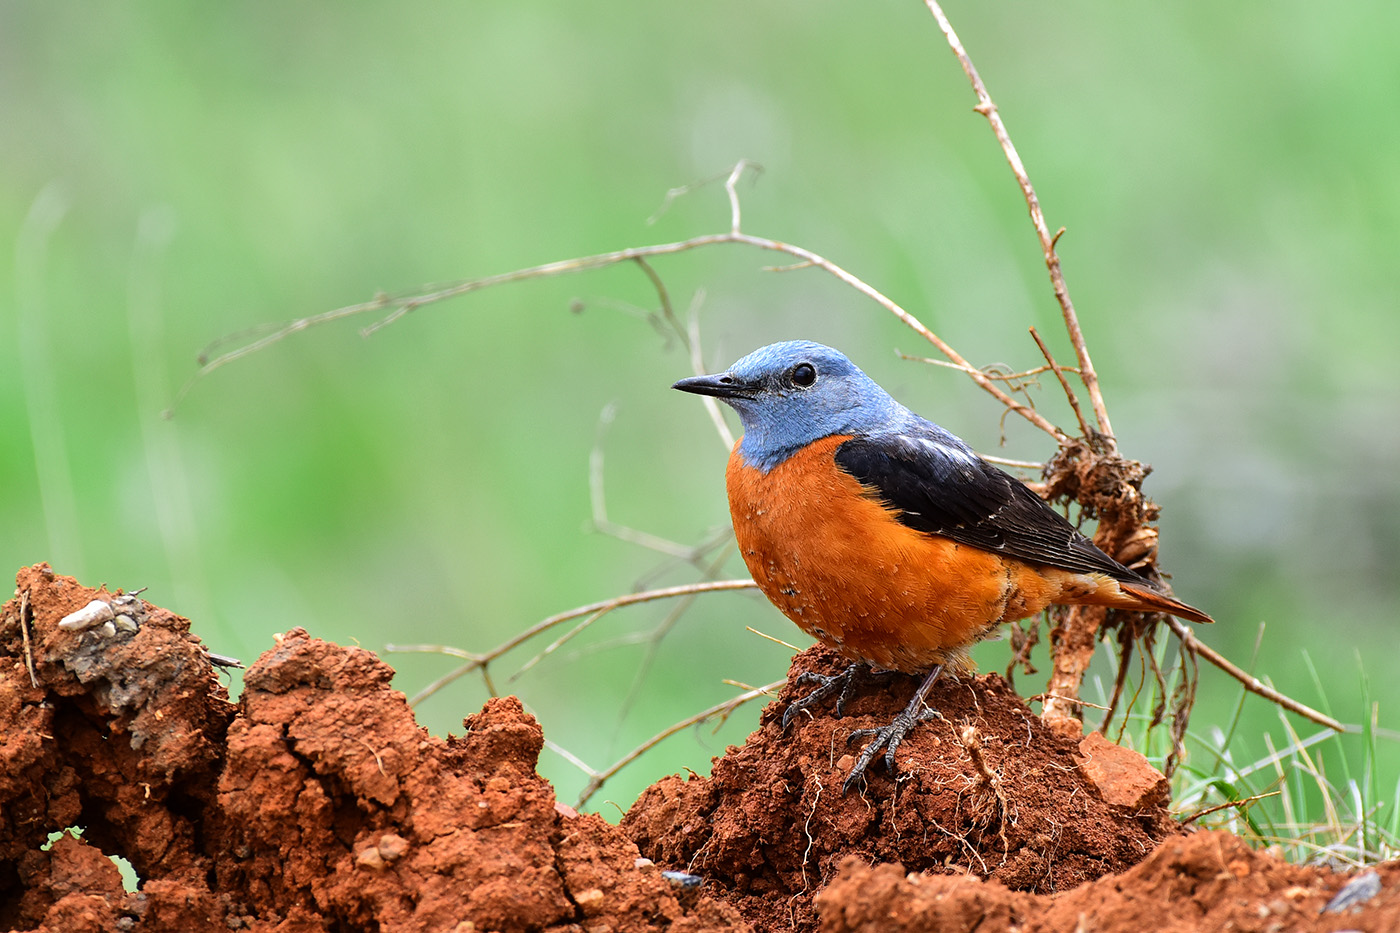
[[622, 646, 1182, 932], [3, 564, 1397, 933], [1076, 729, 1170, 810]]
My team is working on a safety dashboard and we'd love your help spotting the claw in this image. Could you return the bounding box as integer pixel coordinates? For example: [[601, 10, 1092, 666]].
[[781, 662, 867, 731], [840, 664, 945, 794]]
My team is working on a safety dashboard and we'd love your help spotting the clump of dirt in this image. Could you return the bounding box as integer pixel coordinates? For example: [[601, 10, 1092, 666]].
[[817, 830, 1400, 933], [1, 564, 237, 929], [0, 564, 745, 932], [621, 646, 1181, 932], [3, 563, 1396, 933]]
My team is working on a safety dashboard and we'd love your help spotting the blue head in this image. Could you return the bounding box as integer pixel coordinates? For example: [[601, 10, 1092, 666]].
[[673, 340, 921, 471]]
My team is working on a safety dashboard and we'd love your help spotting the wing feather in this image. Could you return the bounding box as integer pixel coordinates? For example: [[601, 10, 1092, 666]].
[[833, 431, 1141, 582]]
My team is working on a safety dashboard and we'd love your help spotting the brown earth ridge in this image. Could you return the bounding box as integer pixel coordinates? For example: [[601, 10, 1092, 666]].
[[2, 563, 1395, 932]]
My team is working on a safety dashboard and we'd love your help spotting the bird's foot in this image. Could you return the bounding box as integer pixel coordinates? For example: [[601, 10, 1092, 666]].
[[781, 662, 868, 731], [840, 664, 946, 794], [842, 706, 944, 793]]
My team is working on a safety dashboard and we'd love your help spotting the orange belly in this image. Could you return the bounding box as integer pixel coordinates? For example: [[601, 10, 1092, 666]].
[[726, 435, 1113, 673]]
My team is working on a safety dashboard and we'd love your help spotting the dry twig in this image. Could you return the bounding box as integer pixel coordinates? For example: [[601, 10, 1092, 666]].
[[1166, 617, 1342, 732], [565, 678, 784, 809], [922, 0, 1113, 446], [386, 578, 758, 706], [170, 162, 1065, 441], [1027, 326, 1091, 440], [19, 589, 38, 688], [1181, 790, 1282, 826], [919, 2, 1277, 745]]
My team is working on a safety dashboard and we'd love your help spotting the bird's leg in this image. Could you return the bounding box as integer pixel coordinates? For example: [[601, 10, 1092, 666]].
[[781, 662, 869, 731], [841, 664, 945, 794]]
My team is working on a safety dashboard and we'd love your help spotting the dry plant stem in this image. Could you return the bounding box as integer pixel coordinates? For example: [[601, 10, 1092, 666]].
[[901, 352, 1081, 382], [589, 404, 706, 560], [629, 256, 681, 341], [1180, 791, 1282, 826], [689, 312, 736, 450], [631, 255, 733, 449], [1028, 326, 1091, 439], [172, 165, 1064, 441], [610, 544, 740, 725], [1025, 693, 1109, 712], [924, 0, 1118, 734], [1097, 625, 1136, 735], [1165, 617, 1343, 733], [19, 589, 38, 688], [571, 678, 785, 809], [980, 454, 1046, 470], [1161, 639, 1199, 776], [922, 0, 1114, 447], [386, 578, 758, 706]]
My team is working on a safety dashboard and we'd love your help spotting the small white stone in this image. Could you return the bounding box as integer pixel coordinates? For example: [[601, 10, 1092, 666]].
[[59, 600, 115, 631]]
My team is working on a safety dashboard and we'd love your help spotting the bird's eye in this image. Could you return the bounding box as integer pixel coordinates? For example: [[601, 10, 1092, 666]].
[[790, 362, 817, 388]]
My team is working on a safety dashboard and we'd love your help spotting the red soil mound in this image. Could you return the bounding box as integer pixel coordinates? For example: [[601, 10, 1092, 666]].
[[621, 646, 1182, 931], [1, 564, 743, 932], [2, 563, 1396, 932]]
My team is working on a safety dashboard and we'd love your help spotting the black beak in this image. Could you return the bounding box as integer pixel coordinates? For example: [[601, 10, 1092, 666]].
[[672, 372, 755, 400]]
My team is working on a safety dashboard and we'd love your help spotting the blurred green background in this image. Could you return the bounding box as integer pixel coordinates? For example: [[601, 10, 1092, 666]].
[[3, 2, 1397, 816]]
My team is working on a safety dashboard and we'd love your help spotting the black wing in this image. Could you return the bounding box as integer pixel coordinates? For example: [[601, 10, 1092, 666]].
[[834, 432, 1141, 582]]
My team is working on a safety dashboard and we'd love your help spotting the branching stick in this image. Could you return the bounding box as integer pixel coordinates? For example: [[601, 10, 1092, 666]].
[[171, 165, 1066, 441], [386, 578, 757, 706], [566, 678, 785, 809], [1166, 617, 1342, 732], [922, 0, 1114, 447]]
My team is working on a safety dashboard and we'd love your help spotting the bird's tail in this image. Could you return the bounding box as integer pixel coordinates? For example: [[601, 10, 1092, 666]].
[[1117, 581, 1215, 624]]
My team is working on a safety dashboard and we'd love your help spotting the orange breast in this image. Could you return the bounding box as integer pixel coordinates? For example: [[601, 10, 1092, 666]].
[[726, 435, 1071, 673]]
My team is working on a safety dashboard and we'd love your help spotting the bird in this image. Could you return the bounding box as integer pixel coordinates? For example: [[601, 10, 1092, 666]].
[[673, 339, 1212, 793]]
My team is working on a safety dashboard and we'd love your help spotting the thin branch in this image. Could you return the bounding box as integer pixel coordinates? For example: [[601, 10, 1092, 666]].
[[685, 293, 736, 449], [745, 626, 802, 652], [921, 0, 1114, 447], [587, 403, 703, 560], [1028, 326, 1092, 439], [385, 579, 758, 706], [1181, 791, 1282, 826], [1097, 625, 1135, 736], [1165, 617, 1343, 733], [510, 608, 611, 681], [646, 161, 762, 226], [608, 543, 738, 735], [19, 589, 38, 688], [724, 159, 752, 234], [630, 256, 682, 344], [170, 163, 1066, 441], [573, 678, 784, 808], [978, 454, 1046, 470], [898, 351, 1080, 380], [1024, 693, 1109, 712]]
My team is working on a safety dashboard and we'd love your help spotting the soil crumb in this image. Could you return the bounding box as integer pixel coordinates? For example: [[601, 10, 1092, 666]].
[[3, 564, 1396, 932]]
